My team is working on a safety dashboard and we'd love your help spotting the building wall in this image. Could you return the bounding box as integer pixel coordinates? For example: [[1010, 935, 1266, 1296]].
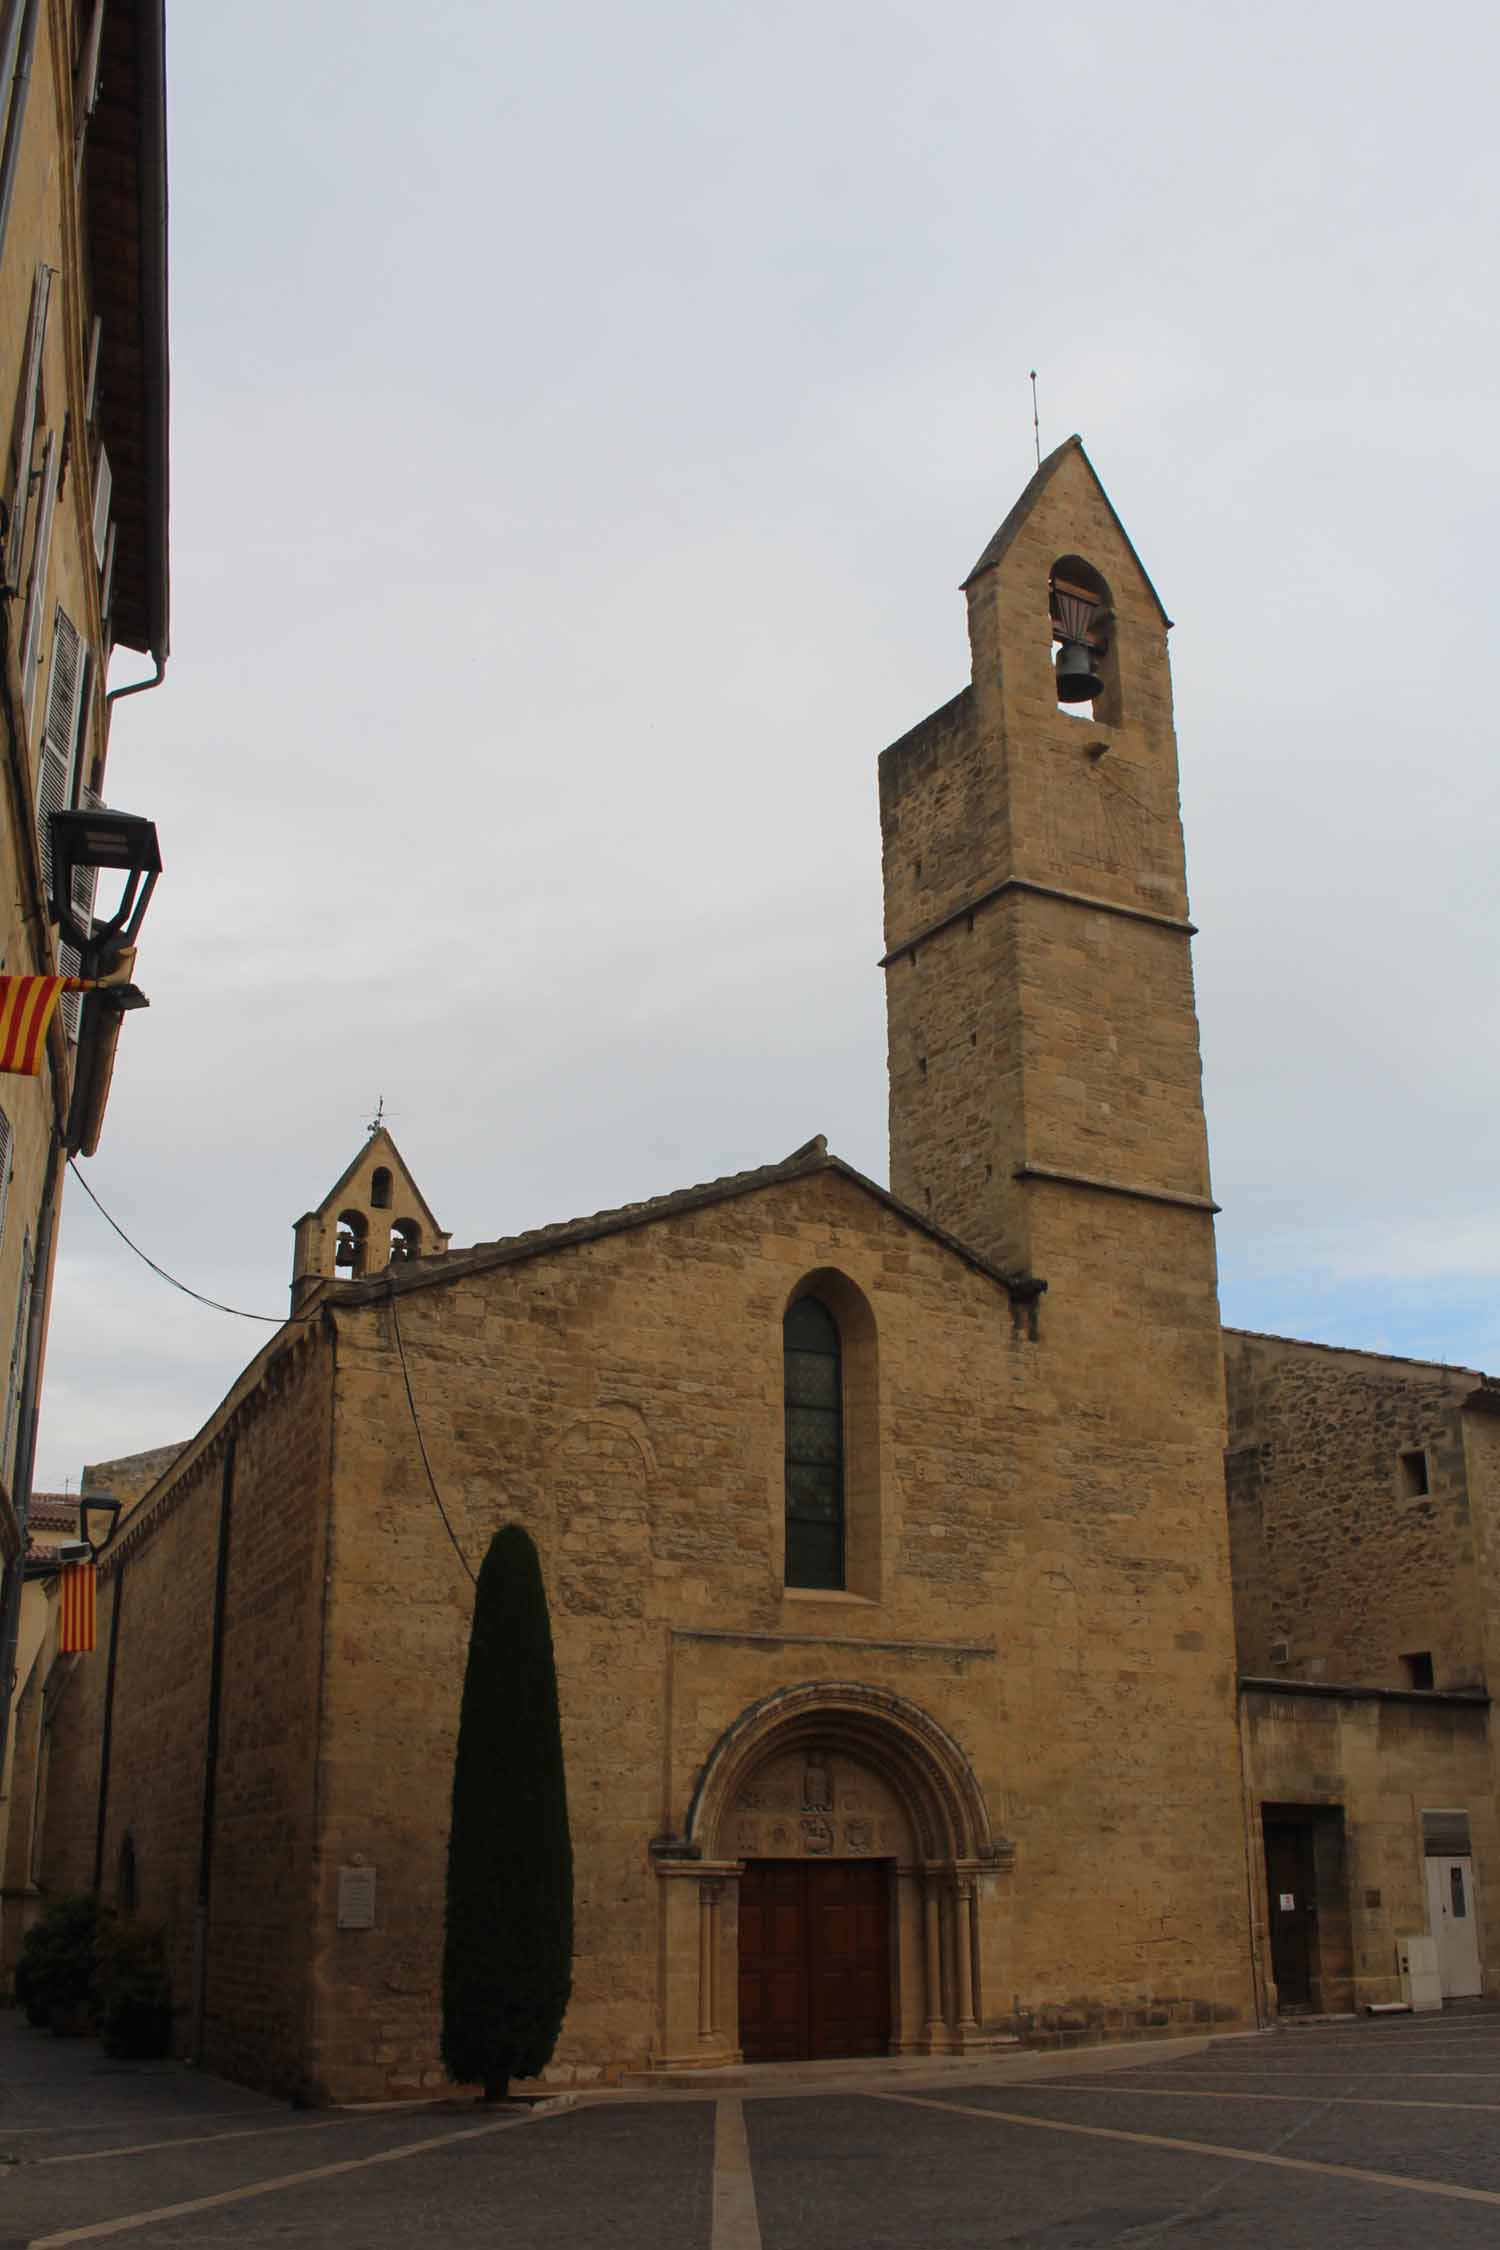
[[1224, 1330, 1482, 1688], [0, 0, 118, 1533], [1242, 1687, 1498, 2011], [304, 1163, 1252, 2102], [39, 1325, 334, 2095]]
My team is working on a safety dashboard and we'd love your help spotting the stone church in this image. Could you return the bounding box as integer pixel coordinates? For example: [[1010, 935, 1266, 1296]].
[[35, 440, 1498, 2100]]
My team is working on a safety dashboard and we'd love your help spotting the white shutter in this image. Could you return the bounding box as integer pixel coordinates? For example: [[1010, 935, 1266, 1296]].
[[3, 1231, 33, 1484], [74, 1, 105, 126], [61, 779, 101, 1042], [99, 518, 116, 631], [18, 429, 58, 729], [5, 263, 52, 591], [84, 314, 102, 423], [37, 609, 85, 908], [91, 440, 110, 565], [0, 1106, 11, 1253]]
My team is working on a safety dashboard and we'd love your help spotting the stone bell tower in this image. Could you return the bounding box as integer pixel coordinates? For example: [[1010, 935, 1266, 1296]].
[[290, 1127, 450, 1311], [878, 436, 1221, 1378]]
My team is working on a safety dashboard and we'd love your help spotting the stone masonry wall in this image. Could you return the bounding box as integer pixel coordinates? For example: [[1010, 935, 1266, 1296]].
[[306, 1164, 1252, 2102], [40, 1325, 334, 2095], [1223, 1330, 1482, 1689], [1243, 1688, 1498, 2009]]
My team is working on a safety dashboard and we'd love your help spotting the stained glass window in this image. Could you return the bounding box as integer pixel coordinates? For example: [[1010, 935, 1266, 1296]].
[[785, 1296, 844, 1589]]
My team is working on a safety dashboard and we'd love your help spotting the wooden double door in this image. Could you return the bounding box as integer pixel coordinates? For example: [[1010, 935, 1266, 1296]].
[[738, 1860, 891, 2063]]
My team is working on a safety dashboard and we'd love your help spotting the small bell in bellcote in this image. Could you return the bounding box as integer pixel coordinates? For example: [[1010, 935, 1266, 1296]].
[[1055, 639, 1103, 703], [1049, 565, 1109, 704], [334, 1231, 358, 1269]]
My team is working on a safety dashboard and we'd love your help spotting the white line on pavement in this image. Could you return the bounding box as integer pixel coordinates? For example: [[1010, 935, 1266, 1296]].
[[869, 2091, 1500, 2208], [711, 2098, 763, 2250], [27, 2110, 539, 2245]]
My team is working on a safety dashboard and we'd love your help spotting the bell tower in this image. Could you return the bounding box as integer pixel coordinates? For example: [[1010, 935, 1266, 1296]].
[[878, 436, 1220, 1365], [290, 1127, 450, 1311]]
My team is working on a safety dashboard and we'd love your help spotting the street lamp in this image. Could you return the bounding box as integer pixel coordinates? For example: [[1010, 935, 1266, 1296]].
[[46, 806, 163, 1158], [47, 806, 162, 977]]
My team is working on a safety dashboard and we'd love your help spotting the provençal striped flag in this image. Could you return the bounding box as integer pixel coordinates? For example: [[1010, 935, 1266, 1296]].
[[0, 975, 94, 1076], [57, 1561, 97, 1653]]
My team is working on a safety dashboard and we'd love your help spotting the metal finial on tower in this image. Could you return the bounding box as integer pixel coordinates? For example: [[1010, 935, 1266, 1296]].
[[366, 1095, 386, 1138], [1030, 371, 1041, 468]]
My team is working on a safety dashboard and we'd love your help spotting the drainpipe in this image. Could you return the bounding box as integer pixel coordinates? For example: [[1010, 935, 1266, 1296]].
[[105, 653, 167, 709], [0, 0, 39, 270], [190, 1435, 236, 2062]]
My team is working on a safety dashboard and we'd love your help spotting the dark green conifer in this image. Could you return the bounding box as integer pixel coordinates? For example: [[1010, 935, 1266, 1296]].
[[441, 1524, 572, 2102]]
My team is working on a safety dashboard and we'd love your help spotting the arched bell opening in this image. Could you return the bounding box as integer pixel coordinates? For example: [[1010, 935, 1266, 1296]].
[[1048, 554, 1120, 725], [652, 1684, 1011, 2071], [389, 1217, 422, 1264], [334, 1209, 368, 1278]]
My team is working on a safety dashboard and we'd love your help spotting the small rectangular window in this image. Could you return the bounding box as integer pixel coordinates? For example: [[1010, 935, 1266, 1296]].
[[1399, 1448, 1430, 1497], [1401, 1651, 1435, 1691]]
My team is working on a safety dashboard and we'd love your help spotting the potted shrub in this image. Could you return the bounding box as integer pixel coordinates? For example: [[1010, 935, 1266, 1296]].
[[13, 1896, 107, 2035], [94, 1920, 172, 2060]]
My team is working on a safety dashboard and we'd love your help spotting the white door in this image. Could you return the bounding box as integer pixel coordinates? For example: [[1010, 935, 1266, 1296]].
[[1426, 1856, 1482, 1998]]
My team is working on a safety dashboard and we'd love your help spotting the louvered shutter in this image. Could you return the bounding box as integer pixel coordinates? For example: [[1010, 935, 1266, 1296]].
[[37, 609, 85, 909], [61, 777, 101, 1042], [84, 314, 102, 423], [0, 1107, 11, 1252], [99, 519, 116, 632], [3, 1232, 33, 1484], [73, 1, 105, 146], [6, 264, 52, 591], [18, 431, 59, 728], [91, 441, 111, 566]]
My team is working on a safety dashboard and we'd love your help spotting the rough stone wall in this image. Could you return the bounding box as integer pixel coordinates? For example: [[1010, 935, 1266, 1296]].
[[880, 441, 1208, 1288], [1243, 1688, 1498, 2009], [39, 1326, 334, 2095], [307, 1163, 1252, 2101], [1223, 1330, 1482, 1688]]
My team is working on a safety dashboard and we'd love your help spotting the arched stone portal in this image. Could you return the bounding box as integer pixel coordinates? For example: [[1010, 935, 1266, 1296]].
[[652, 1684, 1013, 2069]]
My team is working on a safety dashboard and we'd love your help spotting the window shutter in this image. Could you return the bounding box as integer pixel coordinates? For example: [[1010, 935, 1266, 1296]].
[[84, 314, 102, 423], [5, 263, 52, 591], [91, 440, 110, 565], [99, 518, 116, 632], [18, 433, 58, 729], [61, 779, 101, 1042], [0, 1106, 11, 1253], [37, 609, 85, 907], [3, 1231, 33, 1484], [73, 0, 105, 154]]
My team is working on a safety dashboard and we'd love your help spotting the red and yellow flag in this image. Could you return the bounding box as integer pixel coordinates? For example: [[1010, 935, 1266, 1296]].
[[58, 1561, 96, 1653], [0, 976, 91, 1076]]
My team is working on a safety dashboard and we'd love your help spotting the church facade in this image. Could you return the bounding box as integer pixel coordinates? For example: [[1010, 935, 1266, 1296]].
[[35, 441, 1493, 2101]]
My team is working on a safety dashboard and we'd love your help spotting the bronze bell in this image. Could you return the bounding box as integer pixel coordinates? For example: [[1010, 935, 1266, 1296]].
[[1055, 638, 1103, 703]]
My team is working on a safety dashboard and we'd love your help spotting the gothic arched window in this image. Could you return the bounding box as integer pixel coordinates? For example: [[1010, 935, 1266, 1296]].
[[784, 1296, 844, 1589]]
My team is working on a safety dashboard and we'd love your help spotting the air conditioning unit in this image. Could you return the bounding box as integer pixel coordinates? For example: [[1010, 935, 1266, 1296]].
[[1397, 1934, 1441, 2012]]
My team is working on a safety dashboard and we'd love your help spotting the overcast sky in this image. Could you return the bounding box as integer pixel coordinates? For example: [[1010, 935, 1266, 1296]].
[[36, 0, 1500, 1487]]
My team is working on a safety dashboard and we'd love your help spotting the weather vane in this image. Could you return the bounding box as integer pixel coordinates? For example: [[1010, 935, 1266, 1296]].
[[1030, 370, 1041, 468], [367, 1094, 385, 1138]]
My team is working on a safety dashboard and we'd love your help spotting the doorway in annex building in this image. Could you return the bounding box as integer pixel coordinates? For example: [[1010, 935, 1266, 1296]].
[[738, 1859, 891, 2063], [1262, 1802, 1353, 2014]]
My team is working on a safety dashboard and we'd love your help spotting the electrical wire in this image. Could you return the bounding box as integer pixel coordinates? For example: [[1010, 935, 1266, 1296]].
[[67, 1160, 314, 1323], [64, 1160, 476, 1584], [386, 1280, 477, 1585]]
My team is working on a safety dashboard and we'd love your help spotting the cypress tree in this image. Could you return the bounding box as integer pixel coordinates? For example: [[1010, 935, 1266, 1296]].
[[442, 1523, 573, 2102]]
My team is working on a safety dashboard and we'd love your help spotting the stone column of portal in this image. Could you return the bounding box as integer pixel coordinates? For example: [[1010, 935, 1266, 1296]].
[[698, 1881, 719, 2038], [923, 1874, 945, 2045], [954, 1876, 978, 2039]]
